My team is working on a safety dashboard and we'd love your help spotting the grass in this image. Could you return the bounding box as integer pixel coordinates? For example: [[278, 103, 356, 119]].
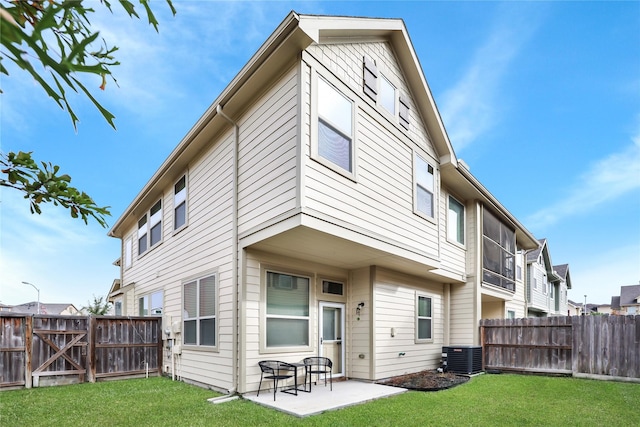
[[1, 374, 639, 426]]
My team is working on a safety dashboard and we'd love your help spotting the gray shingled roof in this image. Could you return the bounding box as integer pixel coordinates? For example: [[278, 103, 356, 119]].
[[10, 302, 78, 315], [619, 285, 640, 306], [526, 238, 546, 262], [611, 296, 621, 309], [554, 264, 568, 279]]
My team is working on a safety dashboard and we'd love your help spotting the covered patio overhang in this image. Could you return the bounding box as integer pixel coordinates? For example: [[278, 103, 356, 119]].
[[240, 212, 466, 284]]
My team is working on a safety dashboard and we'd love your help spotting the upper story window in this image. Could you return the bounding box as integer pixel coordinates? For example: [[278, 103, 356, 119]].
[[482, 207, 516, 292], [265, 271, 310, 348], [174, 175, 187, 230], [138, 199, 162, 255], [139, 290, 163, 316], [448, 196, 465, 245], [379, 74, 396, 115], [415, 154, 435, 218], [416, 294, 433, 341], [317, 77, 353, 173], [184, 274, 217, 347], [363, 56, 410, 129]]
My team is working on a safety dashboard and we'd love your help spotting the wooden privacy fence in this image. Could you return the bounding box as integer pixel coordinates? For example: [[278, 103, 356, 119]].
[[0, 313, 162, 389], [480, 315, 640, 379]]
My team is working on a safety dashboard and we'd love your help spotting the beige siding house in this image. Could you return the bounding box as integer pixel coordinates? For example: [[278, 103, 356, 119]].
[[526, 238, 572, 316], [108, 12, 538, 394]]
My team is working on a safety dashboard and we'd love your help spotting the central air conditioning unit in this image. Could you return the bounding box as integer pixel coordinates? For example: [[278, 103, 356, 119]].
[[446, 345, 483, 374]]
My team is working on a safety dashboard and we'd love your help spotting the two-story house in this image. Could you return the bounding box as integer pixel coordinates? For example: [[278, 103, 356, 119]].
[[611, 285, 640, 315], [107, 12, 538, 394], [525, 238, 572, 316]]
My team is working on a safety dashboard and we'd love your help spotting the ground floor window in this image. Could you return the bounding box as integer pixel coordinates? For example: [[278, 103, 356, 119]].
[[139, 291, 163, 316], [266, 271, 310, 348], [416, 294, 433, 341], [183, 274, 216, 347]]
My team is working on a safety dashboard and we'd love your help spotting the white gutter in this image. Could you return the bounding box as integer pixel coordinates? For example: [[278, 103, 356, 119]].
[[216, 105, 239, 395]]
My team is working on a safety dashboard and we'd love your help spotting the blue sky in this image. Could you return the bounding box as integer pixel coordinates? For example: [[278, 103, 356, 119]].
[[1, 1, 639, 310]]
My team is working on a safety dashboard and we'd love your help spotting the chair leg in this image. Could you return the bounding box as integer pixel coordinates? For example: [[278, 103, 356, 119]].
[[329, 371, 332, 391], [273, 377, 277, 401], [257, 373, 263, 396]]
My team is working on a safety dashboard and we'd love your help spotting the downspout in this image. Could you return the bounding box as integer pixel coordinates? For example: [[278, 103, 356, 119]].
[[216, 104, 239, 395]]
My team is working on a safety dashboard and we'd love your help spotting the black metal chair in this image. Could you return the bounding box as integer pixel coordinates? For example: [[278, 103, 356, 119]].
[[303, 357, 333, 391], [257, 360, 296, 401]]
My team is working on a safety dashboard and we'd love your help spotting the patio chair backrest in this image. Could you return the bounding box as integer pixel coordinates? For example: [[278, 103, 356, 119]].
[[303, 357, 332, 369], [259, 360, 295, 375]]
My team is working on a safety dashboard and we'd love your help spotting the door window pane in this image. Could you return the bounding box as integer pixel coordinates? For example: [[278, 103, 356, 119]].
[[323, 307, 337, 340]]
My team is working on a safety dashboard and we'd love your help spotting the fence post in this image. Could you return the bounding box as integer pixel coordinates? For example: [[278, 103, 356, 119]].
[[24, 315, 33, 389], [571, 315, 581, 376], [87, 316, 95, 383], [480, 320, 486, 371], [157, 318, 163, 377]]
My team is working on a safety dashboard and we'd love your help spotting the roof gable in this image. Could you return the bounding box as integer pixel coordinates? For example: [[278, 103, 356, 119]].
[[620, 284, 640, 306], [109, 12, 458, 237]]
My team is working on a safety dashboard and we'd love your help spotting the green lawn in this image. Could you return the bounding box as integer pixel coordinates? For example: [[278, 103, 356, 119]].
[[1, 374, 638, 426]]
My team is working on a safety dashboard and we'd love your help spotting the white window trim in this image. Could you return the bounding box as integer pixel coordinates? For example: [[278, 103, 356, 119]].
[[379, 73, 397, 116], [138, 290, 163, 317], [260, 266, 313, 354], [182, 272, 218, 350], [413, 152, 437, 223], [173, 174, 188, 233], [447, 195, 466, 247], [311, 71, 357, 181], [415, 293, 434, 343], [137, 198, 163, 256]]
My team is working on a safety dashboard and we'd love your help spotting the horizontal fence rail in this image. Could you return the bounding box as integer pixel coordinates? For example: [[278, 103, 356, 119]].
[[480, 315, 640, 379], [0, 314, 161, 390]]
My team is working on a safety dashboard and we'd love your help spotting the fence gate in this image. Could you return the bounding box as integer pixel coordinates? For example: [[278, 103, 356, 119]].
[[30, 316, 89, 387], [0, 315, 29, 388]]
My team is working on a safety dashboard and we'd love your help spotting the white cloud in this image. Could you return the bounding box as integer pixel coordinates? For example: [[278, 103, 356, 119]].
[[526, 132, 640, 229], [440, 4, 542, 151]]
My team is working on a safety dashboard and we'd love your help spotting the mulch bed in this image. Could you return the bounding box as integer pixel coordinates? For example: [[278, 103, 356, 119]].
[[377, 369, 469, 391]]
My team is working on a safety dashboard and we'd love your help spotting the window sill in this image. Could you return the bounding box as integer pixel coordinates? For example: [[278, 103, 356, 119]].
[[259, 345, 313, 355], [310, 155, 357, 183], [182, 345, 219, 353], [172, 223, 188, 237], [445, 237, 466, 250], [413, 209, 437, 225], [136, 240, 164, 260]]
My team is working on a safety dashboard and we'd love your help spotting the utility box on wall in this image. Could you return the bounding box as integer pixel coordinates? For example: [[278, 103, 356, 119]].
[[446, 345, 482, 374]]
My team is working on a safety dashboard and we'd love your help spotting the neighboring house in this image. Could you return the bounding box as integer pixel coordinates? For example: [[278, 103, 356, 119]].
[[525, 239, 571, 317], [611, 285, 640, 315], [9, 302, 81, 315], [107, 12, 538, 394], [567, 300, 582, 316], [596, 304, 613, 315]]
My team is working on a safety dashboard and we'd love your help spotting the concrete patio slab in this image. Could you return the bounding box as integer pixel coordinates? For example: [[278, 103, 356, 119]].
[[243, 380, 407, 417]]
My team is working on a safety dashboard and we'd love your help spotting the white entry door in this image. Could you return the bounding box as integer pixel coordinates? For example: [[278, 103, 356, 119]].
[[318, 302, 345, 377]]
